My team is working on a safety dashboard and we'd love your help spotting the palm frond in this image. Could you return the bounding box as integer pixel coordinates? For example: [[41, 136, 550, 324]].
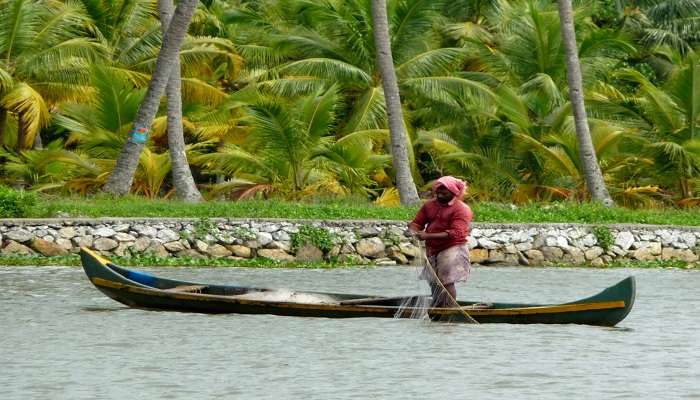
[[0, 0, 43, 60], [257, 76, 325, 97], [181, 77, 227, 106], [0, 82, 49, 147], [0, 66, 13, 94], [391, 0, 445, 63], [135, 147, 171, 198], [278, 58, 372, 86], [300, 85, 340, 141], [443, 21, 494, 44], [401, 76, 495, 108], [395, 47, 467, 79], [342, 86, 386, 133], [374, 187, 401, 207]]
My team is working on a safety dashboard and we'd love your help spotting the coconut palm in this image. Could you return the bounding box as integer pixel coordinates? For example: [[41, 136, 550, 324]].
[[557, 0, 613, 205], [416, 82, 654, 205], [0, 0, 101, 150], [417, 0, 634, 201], [233, 0, 478, 187], [158, 0, 203, 202], [196, 86, 389, 199], [103, 0, 199, 196], [617, 0, 700, 54], [370, 0, 419, 204], [608, 53, 700, 202]]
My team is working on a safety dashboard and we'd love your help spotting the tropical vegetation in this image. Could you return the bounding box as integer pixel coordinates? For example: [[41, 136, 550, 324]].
[[1, 0, 699, 209]]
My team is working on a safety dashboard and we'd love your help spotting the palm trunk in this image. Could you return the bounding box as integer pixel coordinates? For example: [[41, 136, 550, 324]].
[[0, 108, 6, 146], [689, 54, 698, 140], [370, 0, 420, 205], [680, 178, 690, 200], [16, 113, 25, 151], [158, 0, 203, 202], [103, 0, 199, 196], [557, 0, 614, 206], [33, 130, 42, 149]]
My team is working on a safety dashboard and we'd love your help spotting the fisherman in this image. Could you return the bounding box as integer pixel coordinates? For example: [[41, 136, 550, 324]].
[[408, 176, 473, 308]]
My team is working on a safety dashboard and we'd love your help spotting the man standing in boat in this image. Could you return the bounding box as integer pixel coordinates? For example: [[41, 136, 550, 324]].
[[408, 176, 473, 308]]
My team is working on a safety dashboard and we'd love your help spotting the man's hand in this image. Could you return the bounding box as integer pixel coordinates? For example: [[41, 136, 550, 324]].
[[405, 229, 426, 241], [414, 231, 429, 241], [413, 231, 449, 241]]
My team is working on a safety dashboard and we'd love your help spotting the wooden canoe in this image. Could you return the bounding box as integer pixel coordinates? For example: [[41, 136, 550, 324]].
[[80, 248, 635, 326]]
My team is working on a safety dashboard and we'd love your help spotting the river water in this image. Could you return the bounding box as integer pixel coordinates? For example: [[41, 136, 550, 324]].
[[1, 265, 698, 400]]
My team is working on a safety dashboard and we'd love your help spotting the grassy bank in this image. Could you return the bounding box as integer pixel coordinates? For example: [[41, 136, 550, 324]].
[[0, 254, 361, 269], [1, 254, 697, 269], [15, 196, 700, 226]]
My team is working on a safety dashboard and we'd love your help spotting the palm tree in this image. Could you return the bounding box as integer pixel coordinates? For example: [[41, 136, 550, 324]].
[[51, 66, 146, 193], [103, 0, 199, 196], [232, 0, 473, 187], [370, 0, 419, 205], [620, 0, 700, 54], [158, 0, 203, 202], [557, 0, 614, 205], [0, 0, 100, 150], [196, 86, 389, 199], [606, 54, 700, 202], [416, 0, 632, 201]]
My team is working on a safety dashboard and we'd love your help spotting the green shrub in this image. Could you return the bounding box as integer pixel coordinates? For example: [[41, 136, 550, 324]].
[[291, 225, 337, 252], [0, 186, 36, 218], [193, 217, 218, 240], [380, 229, 401, 246], [231, 226, 256, 241], [592, 226, 614, 251]]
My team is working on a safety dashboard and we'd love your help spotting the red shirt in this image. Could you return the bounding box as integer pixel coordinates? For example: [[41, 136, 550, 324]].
[[410, 199, 473, 256]]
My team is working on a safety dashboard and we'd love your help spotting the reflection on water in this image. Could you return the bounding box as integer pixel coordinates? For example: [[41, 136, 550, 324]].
[[0, 265, 699, 400]]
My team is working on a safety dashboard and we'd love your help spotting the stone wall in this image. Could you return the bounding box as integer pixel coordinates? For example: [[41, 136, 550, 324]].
[[1, 218, 699, 266]]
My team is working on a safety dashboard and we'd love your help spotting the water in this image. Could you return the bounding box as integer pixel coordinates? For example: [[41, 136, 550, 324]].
[[1, 265, 699, 400]]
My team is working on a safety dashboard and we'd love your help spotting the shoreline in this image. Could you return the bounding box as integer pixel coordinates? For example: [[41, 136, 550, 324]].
[[1, 217, 699, 269], [0, 255, 698, 269], [1, 252, 698, 269]]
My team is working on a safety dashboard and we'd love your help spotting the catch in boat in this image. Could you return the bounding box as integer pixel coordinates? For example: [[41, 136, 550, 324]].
[[80, 248, 635, 326]]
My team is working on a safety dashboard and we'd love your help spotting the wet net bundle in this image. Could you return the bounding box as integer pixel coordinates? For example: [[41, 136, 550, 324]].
[[393, 243, 433, 320], [395, 242, 479, 324]]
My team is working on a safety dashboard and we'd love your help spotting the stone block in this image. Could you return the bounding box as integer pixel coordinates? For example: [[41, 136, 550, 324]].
[[585, 247, 604, 260], [614, 231, 635, 250], [93, 227, 116, 237], [524, 249, 544, 265], [258, 249, 294, 261], [399, 243, 420, 258], [296, 244, 324, 262], [2, 241, 34, 255], [227, 245, 252, 258], [30, 238, 68, 256], [5, 229, 32, 243], [541, 246, 563, 261], [93, 238, 118, 251], [164, 241, 186, 252], [356, 237, 386, 258], [469, 248, 489, 264], [387, 248, 408, 265], [207, 244, 232, 257]]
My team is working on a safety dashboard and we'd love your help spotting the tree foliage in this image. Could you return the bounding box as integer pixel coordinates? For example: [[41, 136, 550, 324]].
[[0, 0, 699, 207]]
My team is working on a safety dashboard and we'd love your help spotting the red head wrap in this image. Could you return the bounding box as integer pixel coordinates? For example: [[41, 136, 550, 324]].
[[432, 176, 466, 205]]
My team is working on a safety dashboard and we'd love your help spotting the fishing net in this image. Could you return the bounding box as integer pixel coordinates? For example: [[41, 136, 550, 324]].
[[395, 241, 479, 323], [231, 289, 336, 304], [393, 241, 434, 320]]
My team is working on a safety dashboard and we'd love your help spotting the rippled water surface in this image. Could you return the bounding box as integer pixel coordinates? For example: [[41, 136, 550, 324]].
[[1, 265, 698, 400]]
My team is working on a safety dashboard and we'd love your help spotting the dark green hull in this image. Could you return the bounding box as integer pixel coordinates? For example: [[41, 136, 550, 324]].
[[80, 248, 635, 326]]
